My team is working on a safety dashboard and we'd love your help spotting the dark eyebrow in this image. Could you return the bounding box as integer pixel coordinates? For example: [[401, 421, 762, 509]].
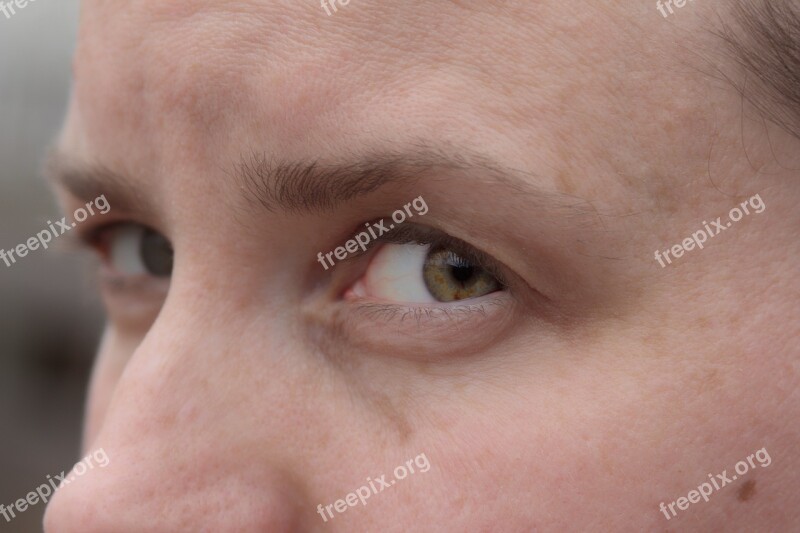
[[47, 144, 596, 220], [44, 149, 155, 216], [235, 145, 582, 215]]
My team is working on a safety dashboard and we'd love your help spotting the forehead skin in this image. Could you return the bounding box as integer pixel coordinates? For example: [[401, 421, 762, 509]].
[[45, 0, 800, 531], [65, 0, 721, 206]]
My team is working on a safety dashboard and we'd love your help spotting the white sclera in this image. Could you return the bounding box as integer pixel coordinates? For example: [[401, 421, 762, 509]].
[[109, 225, 147, 276], [363, 243, 436, 303]]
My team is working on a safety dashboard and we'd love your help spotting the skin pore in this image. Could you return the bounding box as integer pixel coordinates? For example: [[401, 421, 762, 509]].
[[42, 0, 799, 531]]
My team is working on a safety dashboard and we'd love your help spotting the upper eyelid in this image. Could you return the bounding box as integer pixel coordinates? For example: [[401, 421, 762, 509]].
[[384, 225, 509, 284], [346, 222, 511, 287], [338, 222, 441, 261], [73, 221, 132, 255], [58, 218, 113, 252]]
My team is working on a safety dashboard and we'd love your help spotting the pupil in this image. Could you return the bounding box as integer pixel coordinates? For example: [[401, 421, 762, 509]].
[[450, 261, 475, 284], [140, 229, 173, 277]]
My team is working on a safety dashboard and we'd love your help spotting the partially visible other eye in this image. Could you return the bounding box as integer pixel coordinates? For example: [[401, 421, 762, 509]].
[[92, 223, 173, 278]]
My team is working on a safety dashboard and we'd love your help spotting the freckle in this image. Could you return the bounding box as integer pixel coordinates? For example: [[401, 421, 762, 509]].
[[737, 479, 756, 501]]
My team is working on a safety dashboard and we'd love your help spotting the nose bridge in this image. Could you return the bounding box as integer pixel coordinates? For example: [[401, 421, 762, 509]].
[[43, 302, 311, 531], [99, 277, 286, 442], [97, 301, 229, 446]]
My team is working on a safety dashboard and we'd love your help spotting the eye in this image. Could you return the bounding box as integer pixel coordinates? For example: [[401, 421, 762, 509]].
[[423, 246, 502, 301], [93, 223, 173, 278], [348, 227, 504, 303]]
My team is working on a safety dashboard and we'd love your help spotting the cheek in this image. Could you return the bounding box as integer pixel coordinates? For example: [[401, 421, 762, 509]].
[[408, 369, 671, 529], [405, 392, 547, 527]]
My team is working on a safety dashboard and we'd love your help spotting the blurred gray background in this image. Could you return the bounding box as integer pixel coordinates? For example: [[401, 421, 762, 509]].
[[0, 2, 105, 532]]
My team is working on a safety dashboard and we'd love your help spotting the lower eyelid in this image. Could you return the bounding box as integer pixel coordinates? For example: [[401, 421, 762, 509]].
[[98, 266, 170, 295], [320, 293, 516, 360], [99, 273, 148, 292], [356, 301, 499, 324]]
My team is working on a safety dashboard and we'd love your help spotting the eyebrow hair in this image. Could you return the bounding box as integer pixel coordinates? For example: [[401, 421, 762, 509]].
[[47, 144, 597, 221], [44, 149, 155, 216], [235, 144, 585, 215]]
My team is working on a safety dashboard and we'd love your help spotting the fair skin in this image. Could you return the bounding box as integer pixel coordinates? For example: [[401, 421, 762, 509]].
[[43, 0, 799, 531]]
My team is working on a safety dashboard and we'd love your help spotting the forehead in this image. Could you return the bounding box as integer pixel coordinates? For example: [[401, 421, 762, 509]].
[[72, 2, 564, 135], [64, 0, 713, 208], [69, 1, 621, 137]]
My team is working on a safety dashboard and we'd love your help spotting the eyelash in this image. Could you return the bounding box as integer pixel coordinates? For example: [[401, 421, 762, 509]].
[[350, 296, 507, 325]]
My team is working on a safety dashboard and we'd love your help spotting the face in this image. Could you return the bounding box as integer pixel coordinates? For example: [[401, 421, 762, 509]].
[[43, 0, 800, 531]]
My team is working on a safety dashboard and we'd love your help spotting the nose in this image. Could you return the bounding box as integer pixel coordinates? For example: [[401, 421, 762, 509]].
[[43, 452, 306, 532], [42, 321, 310, 532]]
